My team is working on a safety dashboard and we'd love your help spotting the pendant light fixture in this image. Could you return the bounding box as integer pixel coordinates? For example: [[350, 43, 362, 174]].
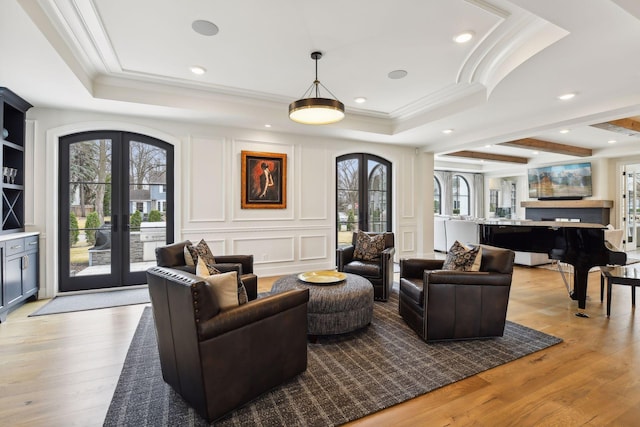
[[289, 51, 345, 125]]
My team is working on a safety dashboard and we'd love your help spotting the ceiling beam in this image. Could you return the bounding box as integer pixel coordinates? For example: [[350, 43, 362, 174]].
[[499, 138, 592, 157], [590, 118, 640, 136], [608, 118, 640, 132], [445, 150, 528, 164]]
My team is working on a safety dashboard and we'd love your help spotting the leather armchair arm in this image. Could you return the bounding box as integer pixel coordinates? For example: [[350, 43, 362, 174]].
[[336, 245, 355, 270], [212, 263, 243, 276], [400, 258, 445, 279], [214, 255, 254, 274], [197, 289, 309, 341], [425, 270, 512, 287], [380, 246, 395, 275]]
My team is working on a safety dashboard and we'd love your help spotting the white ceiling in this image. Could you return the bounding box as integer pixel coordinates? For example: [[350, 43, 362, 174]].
[[3, 0, 640, 172]]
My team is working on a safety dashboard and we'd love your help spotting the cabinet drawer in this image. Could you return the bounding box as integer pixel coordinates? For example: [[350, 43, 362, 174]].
[[5, 238, 25, 256], [25, 235, 39, 252]]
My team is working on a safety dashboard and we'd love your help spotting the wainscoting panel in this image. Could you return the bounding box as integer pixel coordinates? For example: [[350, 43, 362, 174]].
[[401, 152, 415, 219], [187, 137, 225, 222], [233, 236, 295, 264], [299, 146, 328, 220], [400, 229, 415, 253], [299, 234, 327, 260]]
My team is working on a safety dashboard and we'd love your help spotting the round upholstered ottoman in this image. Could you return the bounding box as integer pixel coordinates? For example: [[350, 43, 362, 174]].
[[271, 273, 374, 336]]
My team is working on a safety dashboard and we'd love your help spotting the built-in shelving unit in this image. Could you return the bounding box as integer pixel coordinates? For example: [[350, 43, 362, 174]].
[[0, 87, 32, 234], [0, 87, 38, 322]]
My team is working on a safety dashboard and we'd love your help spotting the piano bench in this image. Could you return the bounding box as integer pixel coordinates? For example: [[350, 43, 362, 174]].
[[600, 266, 638, 317]]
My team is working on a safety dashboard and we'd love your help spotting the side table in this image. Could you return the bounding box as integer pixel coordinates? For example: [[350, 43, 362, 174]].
[[600, 265, 639, 317]]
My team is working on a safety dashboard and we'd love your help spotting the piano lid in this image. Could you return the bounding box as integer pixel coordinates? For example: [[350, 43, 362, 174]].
[[481, 219, 606, 229]]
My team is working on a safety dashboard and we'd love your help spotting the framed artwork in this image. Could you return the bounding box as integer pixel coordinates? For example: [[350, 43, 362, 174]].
[[241, 150, 287, 209]]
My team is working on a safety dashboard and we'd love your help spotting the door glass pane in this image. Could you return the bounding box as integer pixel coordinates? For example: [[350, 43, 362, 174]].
[[128, 140, 167, 272], [627, 170, 640, 247], [68, 139, 112, 277], [368, 160, 387, 232], [337, 158, 359, 246]]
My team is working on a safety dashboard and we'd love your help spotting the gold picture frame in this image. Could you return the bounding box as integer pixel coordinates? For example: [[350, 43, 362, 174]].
[[241, 150, 287, 209]]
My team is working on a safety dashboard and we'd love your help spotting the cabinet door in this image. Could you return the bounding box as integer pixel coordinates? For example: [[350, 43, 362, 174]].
[[23, 252, 38, 296], [0, 243, 4, 311], [5, 255, 22, 306]]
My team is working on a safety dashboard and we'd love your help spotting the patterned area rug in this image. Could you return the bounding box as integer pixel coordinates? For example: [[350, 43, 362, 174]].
[[104, 292, 562, 426]]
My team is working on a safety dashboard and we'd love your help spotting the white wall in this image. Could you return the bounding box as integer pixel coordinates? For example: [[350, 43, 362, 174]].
[[26, 107, 429, 297]]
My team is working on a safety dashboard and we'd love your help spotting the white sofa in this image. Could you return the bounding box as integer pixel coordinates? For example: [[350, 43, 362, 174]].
[[434, 217, 479, 252]]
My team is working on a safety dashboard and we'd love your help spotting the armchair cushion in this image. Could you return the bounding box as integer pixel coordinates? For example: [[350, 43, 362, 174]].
[[353, 230, 386, 261], [342, 259, 381, 277], [442, 240, 481, 271]]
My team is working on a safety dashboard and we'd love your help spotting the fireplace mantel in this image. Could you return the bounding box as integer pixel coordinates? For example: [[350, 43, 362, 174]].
[[521, 200, 613, 209], [521, 200, 613, 225]]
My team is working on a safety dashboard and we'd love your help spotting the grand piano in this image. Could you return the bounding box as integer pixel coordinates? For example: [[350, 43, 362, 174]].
[[480, 221, 627, 310]]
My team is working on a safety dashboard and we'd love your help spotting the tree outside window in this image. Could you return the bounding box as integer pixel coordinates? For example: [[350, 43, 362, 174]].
[[452, 175, 470, 216]]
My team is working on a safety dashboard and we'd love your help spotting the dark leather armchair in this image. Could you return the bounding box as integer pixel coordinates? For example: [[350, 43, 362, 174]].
[[155, 240, 258, 301], [336, 232, 395, 301], [399, 244, 515, 342], [146, 266, 309, 422]]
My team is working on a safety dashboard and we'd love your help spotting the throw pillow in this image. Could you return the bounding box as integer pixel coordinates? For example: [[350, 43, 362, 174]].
[[183, 245, 195, 266], [202, 271, 239, 310], [196, 257, 247, 305], [196, 256, 221, 276], [186, 239, 217, 267], [353, 231, 386, 261], [442, 240, 481, 271], [238, 283, 248, 305]]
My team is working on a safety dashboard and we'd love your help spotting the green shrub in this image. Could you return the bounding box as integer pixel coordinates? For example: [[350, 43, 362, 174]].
[[148, 209, 162, 222], [130, 210, 142, 231], [84, 212, 100, 245], [69, 212, 79, 247], [347, 210, 355, 231]]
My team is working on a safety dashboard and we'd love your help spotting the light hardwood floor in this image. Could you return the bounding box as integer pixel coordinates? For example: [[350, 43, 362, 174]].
[[1, 266, 639, 426]]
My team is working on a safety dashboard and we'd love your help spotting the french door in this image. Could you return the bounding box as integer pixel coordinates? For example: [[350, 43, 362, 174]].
[[58, 131, 174, 292], [336, 153, 392, 247], [623, 165, 640, 251]]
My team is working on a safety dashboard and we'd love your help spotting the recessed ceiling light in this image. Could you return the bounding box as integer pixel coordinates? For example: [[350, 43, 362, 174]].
[[532, 151, 539, 155], [190, 65, 206, 75], [264, 124, 272, 128], [559, 129, 570, 134], [608, 139, 617, 144], [354, 97, 367, 104], [442, 129, 453, 134], [453, 31, 474, 43], [388, 70, 408, 79], [557, 92, 576, 101], [192, 20, 219, 36], [485, 144, 492, 148]]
